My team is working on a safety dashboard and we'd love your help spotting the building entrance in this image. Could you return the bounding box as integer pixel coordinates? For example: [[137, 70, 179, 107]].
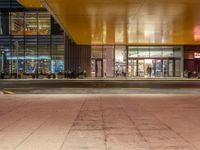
[[91, 59, 103, 77], [128, 58, 181, 78]]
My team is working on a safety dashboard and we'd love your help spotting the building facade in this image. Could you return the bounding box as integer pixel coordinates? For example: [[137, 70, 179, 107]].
[[0, 0, 65, 78], [0, 0, 200, 79], [91, 46, 184, 78]]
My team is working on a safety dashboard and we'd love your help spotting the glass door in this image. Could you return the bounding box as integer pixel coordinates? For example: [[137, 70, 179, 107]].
[[128, 59, 137, 77], [175, 59, 181, 77], [153, 59, 161, 77], [138, 59, 145, 77], [96, 59, 103, 77], [163, 59, 169, 77], [169, 59, 174, 77]]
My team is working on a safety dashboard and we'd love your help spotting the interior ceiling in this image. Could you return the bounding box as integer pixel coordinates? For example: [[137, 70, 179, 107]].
[[18, 0, 200, 45]]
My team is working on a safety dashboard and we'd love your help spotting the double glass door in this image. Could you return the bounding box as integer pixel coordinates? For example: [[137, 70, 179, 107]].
[[128, 59, 179, 78], [91, 59, 103, 77]]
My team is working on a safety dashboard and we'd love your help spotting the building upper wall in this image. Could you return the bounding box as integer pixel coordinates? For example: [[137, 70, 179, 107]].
[[17, 0, 200, 45]]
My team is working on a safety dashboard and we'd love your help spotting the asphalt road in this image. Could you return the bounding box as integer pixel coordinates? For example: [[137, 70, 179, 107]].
[[0, 79, 200, 94]]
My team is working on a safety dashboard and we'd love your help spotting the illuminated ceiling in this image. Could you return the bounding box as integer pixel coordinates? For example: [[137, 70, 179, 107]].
[[18, 0, 200, 45]]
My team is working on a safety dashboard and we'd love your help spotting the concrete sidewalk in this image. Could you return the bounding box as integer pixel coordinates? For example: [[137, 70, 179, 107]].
[[0, 94, 200, 150]]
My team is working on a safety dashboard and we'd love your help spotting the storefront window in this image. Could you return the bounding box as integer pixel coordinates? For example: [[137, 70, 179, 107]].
[[128, 47, 138, 58], [150, 47, 162, 57], [163, 48, 173, 57], [10, 12, 24, 35], [138, 47, 149, 58]]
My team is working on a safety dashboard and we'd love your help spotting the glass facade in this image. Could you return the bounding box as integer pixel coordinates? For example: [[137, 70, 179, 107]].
[[91, 46, 183, 78], [0, 10, 64, 79], [10, 12, 51, 35]]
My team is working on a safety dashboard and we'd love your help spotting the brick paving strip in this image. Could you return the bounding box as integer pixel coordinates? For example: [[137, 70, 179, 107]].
[[0, 94, 199, 150]]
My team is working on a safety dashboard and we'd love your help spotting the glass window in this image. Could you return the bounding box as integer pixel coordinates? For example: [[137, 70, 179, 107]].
[[128, 47, 138, 58], [138, 47, 149, 58], [38, 12, 50, 35], [52, 35, 64, 73], [150, 47, 162, 57], [91, 46, 103, 59], [25, 37, 37, 74], [0, 13, 2, 35], [175, 59, 181, 77], [163, 48, 173, 57], [25, 12, 37, 35], [115, 46, 127, 77], [38, 36, 51, 74], [174, 48, 182, 58], [10, 12, 24, 35], [11, 38, 25, 74], [103, 46, 114, 77]]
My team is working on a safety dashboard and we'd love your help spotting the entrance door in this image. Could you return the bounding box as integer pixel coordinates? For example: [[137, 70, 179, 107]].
[[95, 59, 103, 77], [163, 59, 174, 77], [152, 59, 161, 77], [128, 59, 137, 77]]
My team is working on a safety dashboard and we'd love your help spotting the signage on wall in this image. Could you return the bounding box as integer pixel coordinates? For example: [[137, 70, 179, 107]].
[[194, 52, 200, 59]]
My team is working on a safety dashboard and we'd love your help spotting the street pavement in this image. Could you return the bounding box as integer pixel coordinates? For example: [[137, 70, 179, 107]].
[[0, 79, 200, 94], [0, 94, 200, 150]]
